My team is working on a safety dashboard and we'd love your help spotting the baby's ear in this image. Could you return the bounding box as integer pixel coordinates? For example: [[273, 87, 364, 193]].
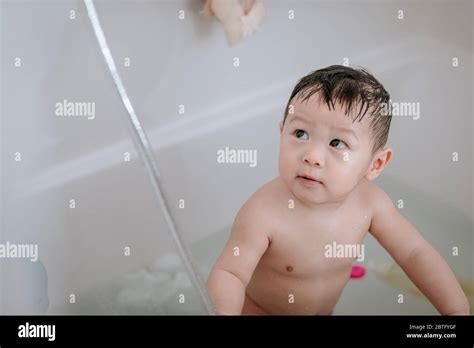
[[201, 0, 214, 16], [365, 148, 393, 181]]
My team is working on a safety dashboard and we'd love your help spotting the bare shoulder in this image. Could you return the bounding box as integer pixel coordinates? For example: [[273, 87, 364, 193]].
[[362, 180, 428, 265], [234, 177, 282, 239], [358, 179, 394, 220], [362, 179, 391, 201], [360, 180, 398, 236], [241, 177, 282, 210]]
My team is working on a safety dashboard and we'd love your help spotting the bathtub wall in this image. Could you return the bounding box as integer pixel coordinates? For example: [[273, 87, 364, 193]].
[[1, 0, 472, 314]]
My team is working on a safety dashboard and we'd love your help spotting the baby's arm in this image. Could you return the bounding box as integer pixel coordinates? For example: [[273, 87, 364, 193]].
[[369, 186, 469, 315], [206, 198, 270, 315]]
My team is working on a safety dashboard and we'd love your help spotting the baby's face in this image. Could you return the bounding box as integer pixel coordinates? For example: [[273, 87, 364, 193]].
[[279, 93, 375, 207]]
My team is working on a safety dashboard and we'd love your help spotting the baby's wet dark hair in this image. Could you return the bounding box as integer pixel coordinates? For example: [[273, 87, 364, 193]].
[[283, 65, 391, 154]]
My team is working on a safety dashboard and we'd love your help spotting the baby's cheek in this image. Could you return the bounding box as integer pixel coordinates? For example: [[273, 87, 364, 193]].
[[331, 161, 357, 188], [342, 164, 363, 190], [339, 151, 363, 170], [279, 152, 293, 174]]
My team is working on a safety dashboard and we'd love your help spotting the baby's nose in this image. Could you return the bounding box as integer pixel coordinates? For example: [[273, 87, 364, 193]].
[[303, 147, 324, 167]]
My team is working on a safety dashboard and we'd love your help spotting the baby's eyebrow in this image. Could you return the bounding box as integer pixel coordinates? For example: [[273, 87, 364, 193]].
[[289, 115, 310, 124]]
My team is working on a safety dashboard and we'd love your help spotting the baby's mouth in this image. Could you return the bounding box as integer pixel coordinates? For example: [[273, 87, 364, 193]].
[[297, 175, 323, 186]]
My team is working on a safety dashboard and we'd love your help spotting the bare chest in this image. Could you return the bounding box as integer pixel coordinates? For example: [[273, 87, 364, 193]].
[[261, 206, 370, 278]]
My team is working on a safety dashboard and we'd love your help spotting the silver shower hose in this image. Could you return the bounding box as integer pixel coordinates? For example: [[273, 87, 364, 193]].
[[83, 0, 216, 315]]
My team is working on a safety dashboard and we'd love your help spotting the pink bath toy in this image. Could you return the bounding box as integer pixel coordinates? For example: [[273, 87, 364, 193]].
[[350, 265, 366, 279]]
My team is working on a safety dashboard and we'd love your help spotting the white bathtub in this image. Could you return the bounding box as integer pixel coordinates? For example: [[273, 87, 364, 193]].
[[1, 0, 472, 315]]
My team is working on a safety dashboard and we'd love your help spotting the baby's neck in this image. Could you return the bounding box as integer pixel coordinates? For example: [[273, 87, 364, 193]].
[[300, 197, 347, 214]]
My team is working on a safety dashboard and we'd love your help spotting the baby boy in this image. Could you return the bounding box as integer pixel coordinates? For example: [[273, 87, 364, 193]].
[[206, 65, 469, 315]]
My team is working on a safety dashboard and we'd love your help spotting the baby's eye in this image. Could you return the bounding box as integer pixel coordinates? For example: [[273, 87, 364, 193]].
[[294, 129, 309, 140], [329, 139, 347, 150]]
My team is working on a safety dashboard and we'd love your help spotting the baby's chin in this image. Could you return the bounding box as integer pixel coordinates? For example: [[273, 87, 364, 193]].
[[284, 177, 332, 206]]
